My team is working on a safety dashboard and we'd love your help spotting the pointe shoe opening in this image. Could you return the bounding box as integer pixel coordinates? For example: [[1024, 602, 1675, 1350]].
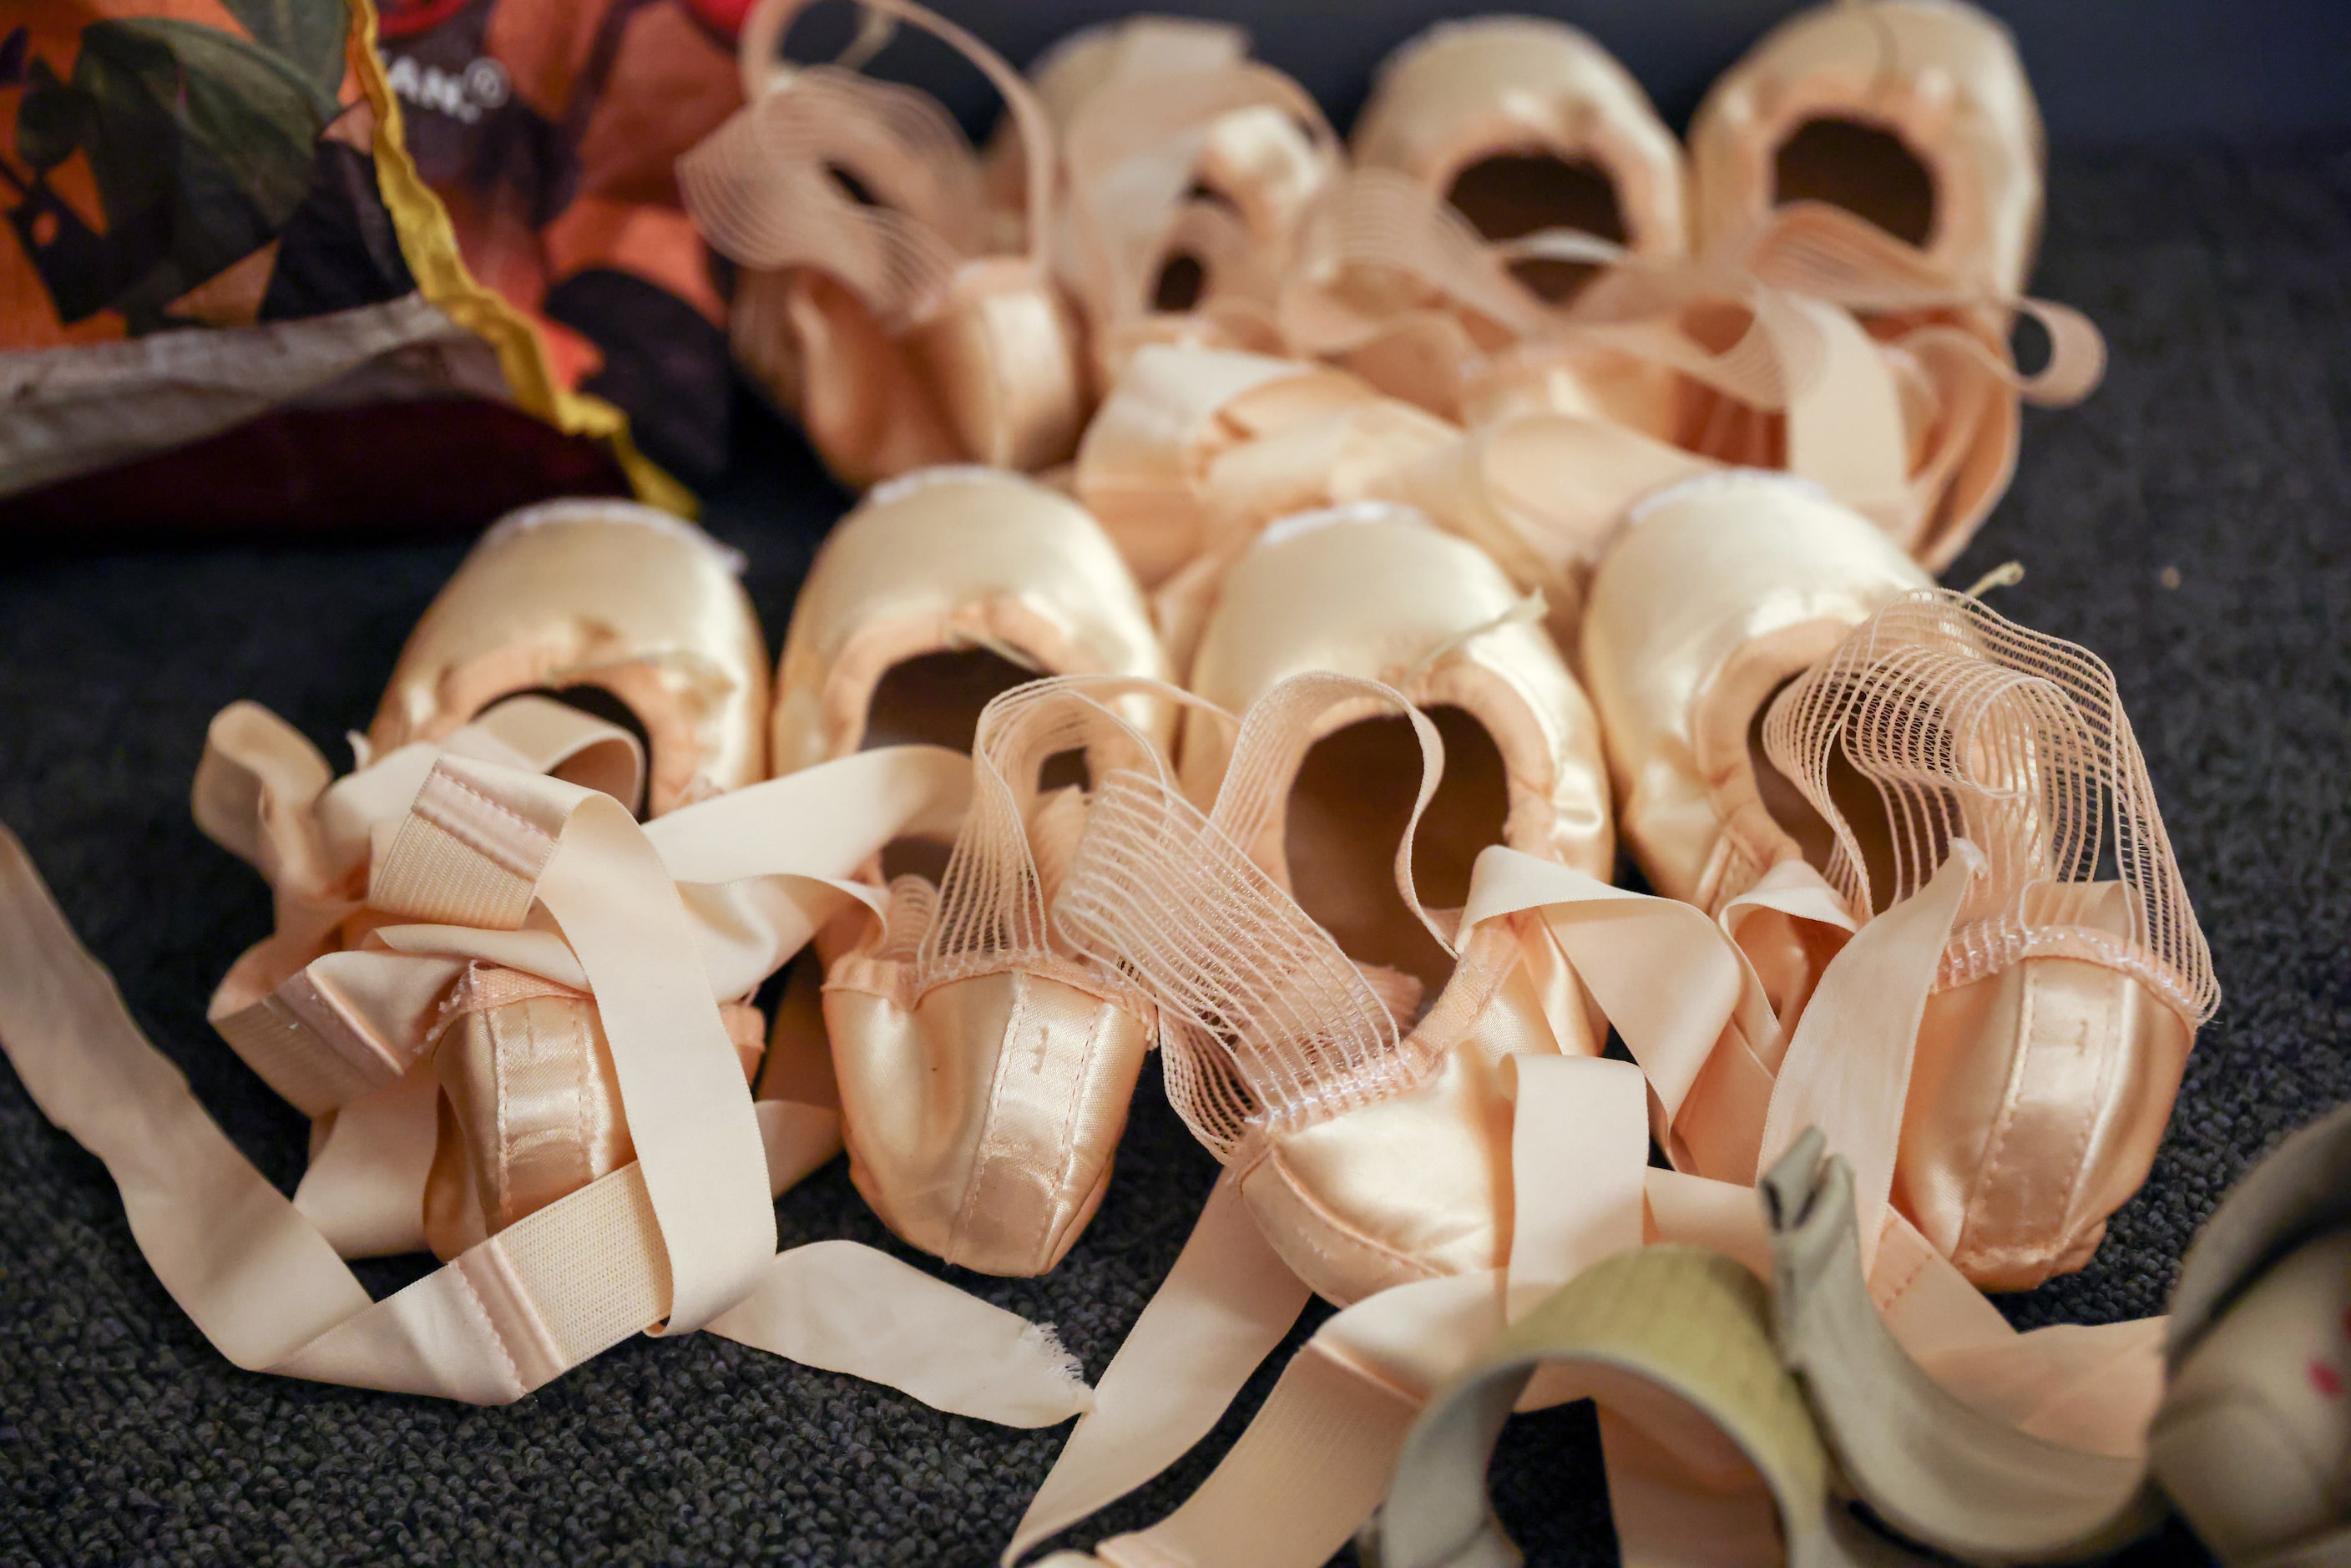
[[1148, 182, 1238, 312], [1772, 117, 1938, 249], [864, 646, 1043, 754], [862, 646, 1081, 881], [1284, 706, 1509, 1001], [1152, 251, 1208, 311], [1749, 680, 1931, 915], [1443, 150, 1627, 302], [825, 162, 883, 207], [486, 685, 654, 818]]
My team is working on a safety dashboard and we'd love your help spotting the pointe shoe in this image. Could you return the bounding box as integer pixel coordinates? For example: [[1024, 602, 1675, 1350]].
[[1278, 18, 1681, 423], [1757, 584, 2215, 1287], [1353, 17, 1686, 293], [992, 17, 1341, 391], [1586, 473, 2216, 1286], [1681, 1, 2086, 569], [680, 0, 1087, 488], [771, 468, 1174, 1275], [370, 500, 768, 815], [1069, 507, 1614, 1305], [1689, 0, 2044, 297], [194, 500, 774, 1261], [1580, 471, 1933, 923]]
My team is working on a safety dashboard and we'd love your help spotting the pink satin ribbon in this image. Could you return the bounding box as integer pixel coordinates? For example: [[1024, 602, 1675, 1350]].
[[0, 701, 1095, 1424]]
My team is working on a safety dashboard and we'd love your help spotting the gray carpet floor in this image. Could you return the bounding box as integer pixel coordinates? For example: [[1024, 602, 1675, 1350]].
[[2, 139, 2348, 1566]]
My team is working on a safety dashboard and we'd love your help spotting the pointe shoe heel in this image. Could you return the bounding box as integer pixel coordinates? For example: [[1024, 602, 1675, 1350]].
[[1354, 16, 1686, 291], [372, 500, 768, 813], [1689, 0, 2044, 296], [1579, 471, 1934, 918]]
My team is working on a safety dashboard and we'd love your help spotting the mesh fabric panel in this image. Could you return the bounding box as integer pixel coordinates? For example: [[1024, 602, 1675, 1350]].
[[1055, 674, 1443, 1160], [1760, 589, 2216, 1024], [680, 68, 987, 329]]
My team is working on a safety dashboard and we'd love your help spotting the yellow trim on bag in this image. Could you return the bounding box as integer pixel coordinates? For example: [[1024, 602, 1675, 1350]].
[[342, 0, 698, 518]]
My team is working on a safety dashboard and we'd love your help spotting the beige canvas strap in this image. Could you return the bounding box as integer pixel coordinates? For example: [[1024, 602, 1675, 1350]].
[[1370, 1247, 1891, 1568], [1763, 1132, 2159, 1562]]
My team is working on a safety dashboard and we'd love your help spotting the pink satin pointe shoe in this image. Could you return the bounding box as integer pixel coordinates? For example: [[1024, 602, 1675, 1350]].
[[1059, 506, 1614, 1306], [770, 468, 1175, 1276], [680, 0, 1087, 488], [369, 501, 768, 814], [1278, 18, 1681, 424], [1580, 472, 1932, 923], [1352, 17, 1686, 296], [196, 500, 774, 1263], [1689, 0, 2045, 298], [1757, 584, 2217, 1288], [993, 16, 1341, 392], [1583, 471, 2217, 1287], [1679, 0, 2097, 570]]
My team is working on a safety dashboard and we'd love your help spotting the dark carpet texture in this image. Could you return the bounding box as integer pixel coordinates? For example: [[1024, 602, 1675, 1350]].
[[3, 140, 2348, 1567]]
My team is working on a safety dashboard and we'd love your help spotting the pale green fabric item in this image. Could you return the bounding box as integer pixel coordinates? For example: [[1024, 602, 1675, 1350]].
[[1764, 1131, 2160, 1563]]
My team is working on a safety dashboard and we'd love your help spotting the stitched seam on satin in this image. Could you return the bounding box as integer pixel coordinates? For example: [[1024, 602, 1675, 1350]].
[[2065, 989, 2126, 1245], [567, 1001, 596, 1201], [1935, 932, 2201, 1029], [448, 1257, 528, 1400], [913, 949, 1130, 1014], [947, 974, 1034, 1264], [494, 1006, 519, 1227], [1975, 975, 2117, 1271], [1042, 996, 1115, 1271], [1956, 965, 2039, 1266], [822, 954, 922, 1011], [1873, 1231, 1933, 1315]]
